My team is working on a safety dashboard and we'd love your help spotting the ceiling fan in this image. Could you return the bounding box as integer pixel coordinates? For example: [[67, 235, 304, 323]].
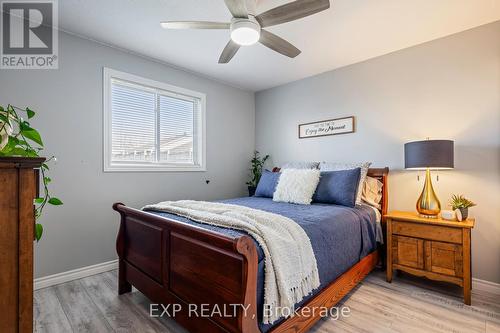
[[160, 0, 330, 63]]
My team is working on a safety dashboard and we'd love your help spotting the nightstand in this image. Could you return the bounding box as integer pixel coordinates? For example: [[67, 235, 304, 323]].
[[385, 211, 475, 305]]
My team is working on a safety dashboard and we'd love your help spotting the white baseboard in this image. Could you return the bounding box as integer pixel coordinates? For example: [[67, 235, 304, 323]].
[[34, 259, 118, 290], [473, 277, 500, 295], [34, 259, 500, 295]]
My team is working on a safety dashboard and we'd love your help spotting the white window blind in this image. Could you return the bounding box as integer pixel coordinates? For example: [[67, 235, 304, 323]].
[[159, 94, 196, 164], [111, 82, 156, 163], [104, 68, 206, 172]]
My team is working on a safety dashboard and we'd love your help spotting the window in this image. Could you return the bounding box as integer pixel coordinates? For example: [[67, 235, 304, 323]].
[[104, 68, 206, 172]]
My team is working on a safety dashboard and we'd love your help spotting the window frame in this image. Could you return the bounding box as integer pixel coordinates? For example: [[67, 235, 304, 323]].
[[103, 67, 206, 172]]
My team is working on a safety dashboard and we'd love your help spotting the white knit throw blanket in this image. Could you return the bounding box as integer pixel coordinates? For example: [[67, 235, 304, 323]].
[[142, 200, 320, 324]]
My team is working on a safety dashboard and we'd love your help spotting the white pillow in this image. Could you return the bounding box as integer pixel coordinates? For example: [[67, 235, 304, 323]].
[[362, 176, 383, 209], [281, 161, 319, 169], [273, 169, 320, 205], [319, 162, 372, 205]]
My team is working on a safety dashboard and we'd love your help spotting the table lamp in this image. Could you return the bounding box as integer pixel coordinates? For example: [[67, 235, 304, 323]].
[[404, 139, 454, 218]]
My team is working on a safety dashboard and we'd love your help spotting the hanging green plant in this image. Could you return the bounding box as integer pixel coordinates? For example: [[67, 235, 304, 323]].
[[0, 104, 62, 241]]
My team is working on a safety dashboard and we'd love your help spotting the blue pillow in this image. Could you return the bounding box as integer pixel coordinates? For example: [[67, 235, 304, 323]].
[[312, 168, 361, 207], [254, 170, 280, 198]]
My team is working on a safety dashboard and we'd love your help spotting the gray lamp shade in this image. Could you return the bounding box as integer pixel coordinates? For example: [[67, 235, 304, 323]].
[[404, 140, 454, 169]]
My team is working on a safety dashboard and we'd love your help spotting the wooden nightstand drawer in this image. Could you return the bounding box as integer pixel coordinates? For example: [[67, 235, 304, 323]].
[[393, 221, 462, 244], [425, 241, 463, 277], [392, 235, 424, 269]]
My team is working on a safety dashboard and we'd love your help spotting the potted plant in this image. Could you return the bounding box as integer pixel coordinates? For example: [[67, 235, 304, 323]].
[[0, 104, 62, 241], [450, 194, 476, 221], [246, 151, 269, 197]]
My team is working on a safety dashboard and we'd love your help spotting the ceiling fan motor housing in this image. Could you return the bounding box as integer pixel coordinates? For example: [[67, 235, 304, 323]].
[[230, 16, 261, 45]]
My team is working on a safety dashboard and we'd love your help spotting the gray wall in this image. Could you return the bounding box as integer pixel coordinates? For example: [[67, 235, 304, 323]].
[[256, 22, 500, 283], [0, 32, 255, 278]]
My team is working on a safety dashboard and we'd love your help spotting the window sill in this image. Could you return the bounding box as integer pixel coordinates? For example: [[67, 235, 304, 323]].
[[104, 163, 206, 173]]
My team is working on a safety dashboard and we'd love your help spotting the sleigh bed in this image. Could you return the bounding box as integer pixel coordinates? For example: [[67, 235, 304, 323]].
[[113, 167, 389, 333]]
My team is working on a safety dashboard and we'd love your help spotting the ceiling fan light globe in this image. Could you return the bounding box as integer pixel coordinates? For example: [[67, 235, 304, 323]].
[[230, 19, 260, 46], [231, 27, 260, 45]]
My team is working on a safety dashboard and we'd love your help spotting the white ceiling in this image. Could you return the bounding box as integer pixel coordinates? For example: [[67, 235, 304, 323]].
[[59, 0, 500, 91]]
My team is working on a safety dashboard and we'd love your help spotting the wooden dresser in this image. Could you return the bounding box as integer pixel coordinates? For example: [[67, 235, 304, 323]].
[[385, 211, 474, 305], [0, 157, 45, 333]]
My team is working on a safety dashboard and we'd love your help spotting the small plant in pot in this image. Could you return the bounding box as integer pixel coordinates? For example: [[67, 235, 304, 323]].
[[450, 194, 476, 221], [0, 104, 63, 241], [246, 151, 269, 197]]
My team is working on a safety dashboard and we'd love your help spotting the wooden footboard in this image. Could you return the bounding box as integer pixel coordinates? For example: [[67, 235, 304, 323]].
[[113, 203, 260, 333], [112, 165, 388, 333]]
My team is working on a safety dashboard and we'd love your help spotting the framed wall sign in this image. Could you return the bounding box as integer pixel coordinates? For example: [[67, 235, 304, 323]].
[[298, 116, 355, 139]]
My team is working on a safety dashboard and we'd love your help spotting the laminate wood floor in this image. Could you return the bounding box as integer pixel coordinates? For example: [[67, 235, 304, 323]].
[[34, 269, 500, 333]]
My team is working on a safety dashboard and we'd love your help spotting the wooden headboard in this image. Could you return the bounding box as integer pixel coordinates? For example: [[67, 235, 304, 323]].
[[367, 167, 389, 221], [271, 167, 390, 220]]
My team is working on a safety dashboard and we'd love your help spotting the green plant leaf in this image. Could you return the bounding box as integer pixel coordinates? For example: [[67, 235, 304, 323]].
[[8, 136, 19, 144], [42, 163, 49, 170], [19, 121, 30, 131], [26, 149, 39, 157], [16, 139, 28, 146], [26, 107, 35, 119], [22, 128, 44, 146], [0, 137, 16, 154], [43, 176, 51, 185], [9, 147, 31, 156], [450, 194, 476, 209], [35, 223, 43, 242], [34, 197, 44, 204], [48, 197, 63, 205], [0, 113, 8, 123]]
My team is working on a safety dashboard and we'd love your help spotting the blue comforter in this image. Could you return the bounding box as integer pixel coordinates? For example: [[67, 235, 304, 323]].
[[148, 197, 378, 332]]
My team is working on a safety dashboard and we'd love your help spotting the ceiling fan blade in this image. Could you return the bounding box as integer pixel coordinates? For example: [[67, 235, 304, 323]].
[[160, 21, 230, 29], [259, 29, 301, 58], [218, 40, 240, 63], [224, 0, 248, 18], [245, 0, 257, 16], [256, 0, 330, 27]]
